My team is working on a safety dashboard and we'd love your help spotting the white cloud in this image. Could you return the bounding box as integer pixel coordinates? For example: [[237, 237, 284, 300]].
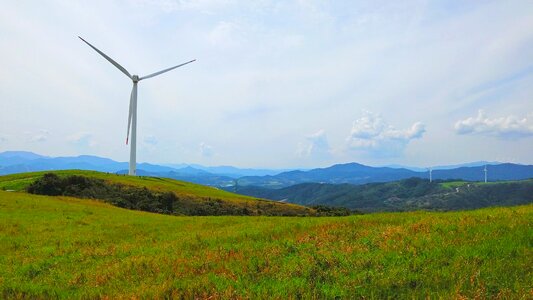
[[297, 129, 331, 159], [346, 111, 425, 158], [199, 142, 214, 157], [455, 110, 533, 139], [29, 130, 50, 143], [67, 132, 96, 148]]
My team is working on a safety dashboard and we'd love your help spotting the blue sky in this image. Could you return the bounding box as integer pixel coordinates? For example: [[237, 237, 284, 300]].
[[0, 0, 532, 168]]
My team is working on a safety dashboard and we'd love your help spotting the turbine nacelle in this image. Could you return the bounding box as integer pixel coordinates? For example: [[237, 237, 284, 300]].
[[132, 75, 140, 83]]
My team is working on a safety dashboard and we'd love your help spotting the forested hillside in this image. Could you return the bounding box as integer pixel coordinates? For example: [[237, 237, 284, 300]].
[[231, 178, 533, 212]]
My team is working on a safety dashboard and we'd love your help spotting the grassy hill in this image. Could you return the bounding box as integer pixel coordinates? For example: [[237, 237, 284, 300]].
[[0, 191, 531, 298], [231, 178, 533, 212], [0, 170, 313, 216]]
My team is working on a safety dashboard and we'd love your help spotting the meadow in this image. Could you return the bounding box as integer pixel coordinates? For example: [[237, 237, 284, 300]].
[[0, 170, 262, 200], [0, 171, 313, 216], [1, 190, 531, 299]]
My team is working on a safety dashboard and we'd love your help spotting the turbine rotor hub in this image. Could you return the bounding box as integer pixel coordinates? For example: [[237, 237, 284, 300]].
[[132, 75, 139, 82]]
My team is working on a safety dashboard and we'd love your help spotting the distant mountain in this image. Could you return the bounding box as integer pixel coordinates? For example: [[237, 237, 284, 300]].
[[382, 164, 427, 172], [0, 151, 289, 186], [236, 162, 533, 188], [0, 151, 46, 160], [431, 164, 533, 181], [179, 164, 292, 178], [0, 151, 232, 185], [0, 151, 47, 166], [116, 167, 235, 186], [1, 151, 532, 187], [237, 163, 421, 188], [0, 152, 181, 174], [384, 161, 502, 172], [431, 161, 502, 170], [229, 178, 533, 212], [0, 152, 122, 173]]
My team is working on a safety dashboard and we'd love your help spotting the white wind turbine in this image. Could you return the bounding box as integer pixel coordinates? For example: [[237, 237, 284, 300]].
[[79, 37, 195, 175]]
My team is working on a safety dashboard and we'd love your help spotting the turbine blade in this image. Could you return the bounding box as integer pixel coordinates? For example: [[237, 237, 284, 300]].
[[78, 36, 132, 79], [140, 59, 195, 80], [126, 85, 135, 144]]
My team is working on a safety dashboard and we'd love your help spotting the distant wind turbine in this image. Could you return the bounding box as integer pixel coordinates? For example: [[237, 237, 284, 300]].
[[79, 37, 195, 175], [484, 165, 488, 183], [427, 167, 433, 183]]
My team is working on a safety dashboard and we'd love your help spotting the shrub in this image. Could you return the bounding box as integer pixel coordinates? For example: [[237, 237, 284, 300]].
[[27, 173, 64, 196], [311, 205, 354, 216], [27, 173, 178, 215]]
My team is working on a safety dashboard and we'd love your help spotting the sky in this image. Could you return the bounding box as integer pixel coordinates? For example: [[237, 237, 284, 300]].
[[0, 0, 532, 168]]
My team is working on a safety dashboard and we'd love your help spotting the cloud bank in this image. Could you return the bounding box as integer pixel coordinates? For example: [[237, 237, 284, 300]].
[[346, 111, 425, 158], [455, 110, 533, 139]]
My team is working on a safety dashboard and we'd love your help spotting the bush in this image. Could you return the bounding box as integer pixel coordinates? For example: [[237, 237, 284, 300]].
[[27, 173, 64, 196], [27, 173, 178, 215], [311, 205, 355, 216]]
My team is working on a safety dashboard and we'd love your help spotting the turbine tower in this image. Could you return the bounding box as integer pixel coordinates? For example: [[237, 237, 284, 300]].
[[484, 165, 488, 183], [427, 168, 433, 183], [79, 37, 195, 175]]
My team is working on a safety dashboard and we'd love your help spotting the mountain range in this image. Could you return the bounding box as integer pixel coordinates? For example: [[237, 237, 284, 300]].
[[236, 162, 533, 188], [384, 161, 502, 172], [1, 151, 532, 187]]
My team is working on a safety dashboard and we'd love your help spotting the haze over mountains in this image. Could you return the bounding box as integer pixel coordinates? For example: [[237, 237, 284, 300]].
[[0, 151, 285, 186], [1, 151, 533, 188], [238, 163, 533, 188]]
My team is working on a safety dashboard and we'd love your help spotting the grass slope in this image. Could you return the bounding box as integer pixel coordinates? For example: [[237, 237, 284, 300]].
[[0, 170, 312, 216], [0, 170, 265, 200], [0, 191, 531, 298]]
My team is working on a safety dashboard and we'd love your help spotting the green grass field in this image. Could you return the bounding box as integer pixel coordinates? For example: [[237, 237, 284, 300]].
[[1, 190, 531, 299], [440, 181, 468, 189], [0, 170, 313, 216], [0, 170, 264, 201], [439, 179, 532, 189]]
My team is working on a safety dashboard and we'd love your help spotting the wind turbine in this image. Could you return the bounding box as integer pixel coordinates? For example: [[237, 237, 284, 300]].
[[427, 167, 433, 183], [484, 165, 488, 183], [79, 37, 195, 175]]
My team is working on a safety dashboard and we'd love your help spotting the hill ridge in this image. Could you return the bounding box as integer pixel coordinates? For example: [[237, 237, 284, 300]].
[[0, 170, 314, 216]]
